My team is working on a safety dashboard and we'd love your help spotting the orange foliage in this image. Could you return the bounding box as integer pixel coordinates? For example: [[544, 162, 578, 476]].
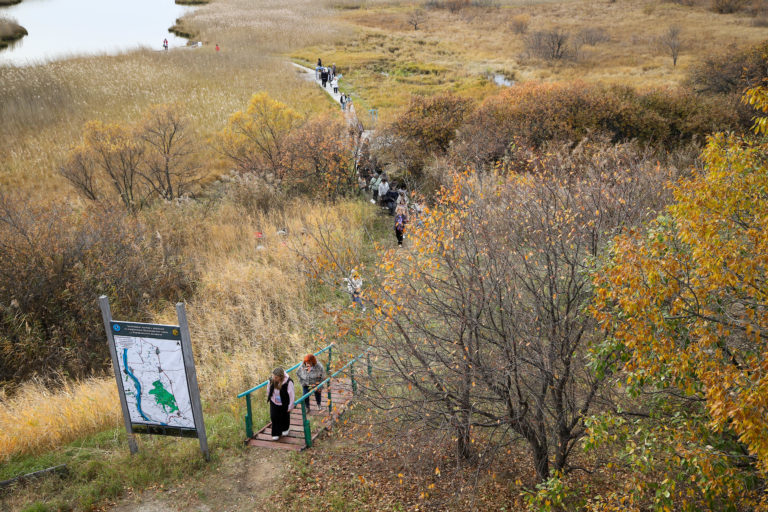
[[591, 91, 768, 508]]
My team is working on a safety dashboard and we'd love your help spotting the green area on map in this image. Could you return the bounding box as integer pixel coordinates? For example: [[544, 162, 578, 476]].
[[149, 380, 179, 413]]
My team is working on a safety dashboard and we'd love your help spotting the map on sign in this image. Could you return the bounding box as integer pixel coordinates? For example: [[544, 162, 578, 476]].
[[111, 322, 196, 430]]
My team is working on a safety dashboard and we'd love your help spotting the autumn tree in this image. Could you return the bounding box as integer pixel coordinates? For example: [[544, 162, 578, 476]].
[[284, 113, 357, 200], [660, 25, 682, 67], [407, 7, 426, 30], [296, 142, 670, 482], [60, 120, 147, 212], [140, 104, 199, 200], [215, 92, 303, 182], [60, 105, 200, 211], [357, 147, 669, 481], [590, 87, 768, 509]]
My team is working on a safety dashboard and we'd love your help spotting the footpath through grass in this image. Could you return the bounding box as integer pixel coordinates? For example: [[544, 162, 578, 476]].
[[0, 409, 245, 511]]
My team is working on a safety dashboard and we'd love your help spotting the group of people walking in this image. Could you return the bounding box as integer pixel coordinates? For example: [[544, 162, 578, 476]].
[[267, 355, 326, 440], [317, 58, 355, 113]]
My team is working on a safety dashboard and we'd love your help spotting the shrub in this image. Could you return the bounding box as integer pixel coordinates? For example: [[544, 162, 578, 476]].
[[510, 14, 530, 34], [525, 28, 576, 60], [576, 26, 610, 46], [0, 197, 195, 386], [451, 82, 744, 168], [284, 113, 357, 200], [712, 0, 748, 12], [688, 41, 768, 94], [378, 92, 474, 181]]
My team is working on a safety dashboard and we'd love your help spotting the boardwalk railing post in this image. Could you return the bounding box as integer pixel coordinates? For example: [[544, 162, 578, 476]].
[[327, 345, 332, 374], [351, 362, 357, 394], [301, 402, 312, 448], [327, 377, 333, 414], [245, 393, 253, 439]]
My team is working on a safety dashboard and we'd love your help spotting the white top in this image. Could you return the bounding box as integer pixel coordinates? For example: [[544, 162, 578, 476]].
[[378, 181, 390, 197], [331, 78, 338, 87]]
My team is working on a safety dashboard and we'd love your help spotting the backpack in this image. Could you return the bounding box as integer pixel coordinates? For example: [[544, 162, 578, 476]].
[[395, 214, 406, 231]]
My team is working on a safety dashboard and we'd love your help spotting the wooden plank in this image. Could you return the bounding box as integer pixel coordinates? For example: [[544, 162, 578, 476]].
[[247, 439, 303, 451], [255, 433, 304, 445]]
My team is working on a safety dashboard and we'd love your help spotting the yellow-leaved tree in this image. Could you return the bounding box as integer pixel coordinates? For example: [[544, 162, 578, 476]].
[[215, 92, 303, 182], [591, 86, 768, 510]]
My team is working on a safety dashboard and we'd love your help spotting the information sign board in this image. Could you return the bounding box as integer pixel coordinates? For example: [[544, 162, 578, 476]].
[[111, 321, 197, 436], [100, 297, 209, 459]]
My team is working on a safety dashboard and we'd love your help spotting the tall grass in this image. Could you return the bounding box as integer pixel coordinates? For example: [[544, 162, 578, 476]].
[[0, 379, 120, 460]]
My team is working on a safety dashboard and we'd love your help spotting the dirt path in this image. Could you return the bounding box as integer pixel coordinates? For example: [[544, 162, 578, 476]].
[[109, 448, 289, 512]]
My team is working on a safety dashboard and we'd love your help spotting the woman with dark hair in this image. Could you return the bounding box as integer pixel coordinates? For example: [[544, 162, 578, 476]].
[[297, 354, 326, 411], [267, 367, 295, 440]]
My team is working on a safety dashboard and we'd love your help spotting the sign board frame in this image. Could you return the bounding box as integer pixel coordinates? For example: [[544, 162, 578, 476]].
[[99, 296, 209, 460]]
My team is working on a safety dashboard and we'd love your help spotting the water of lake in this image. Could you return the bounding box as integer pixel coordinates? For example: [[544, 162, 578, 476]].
[[0, 0, 195, 66]]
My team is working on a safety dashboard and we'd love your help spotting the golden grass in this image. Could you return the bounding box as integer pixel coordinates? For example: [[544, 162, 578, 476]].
[[294, 0, 768, 120], [0, 378, 121, 460]]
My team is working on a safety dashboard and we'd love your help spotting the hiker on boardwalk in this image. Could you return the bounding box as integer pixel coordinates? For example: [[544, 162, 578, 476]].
[[297, 355, 326, 412], [320, 67, 329, 88], [394, 204, 408, 247], [340, 94, 346, 111], [267, 367, 295, 440], [332, 63, 337, 76], [331, 76, 339, 94], [343, 269, 366, 311]]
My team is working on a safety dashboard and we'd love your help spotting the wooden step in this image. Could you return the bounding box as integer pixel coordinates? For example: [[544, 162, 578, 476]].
[[247, 439, 303, 451], [255, 433, 305, 445]]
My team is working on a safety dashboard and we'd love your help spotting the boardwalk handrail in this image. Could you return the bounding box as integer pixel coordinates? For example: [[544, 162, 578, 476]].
[[238, 343, 335, 438], [294, 348, 372, 448]]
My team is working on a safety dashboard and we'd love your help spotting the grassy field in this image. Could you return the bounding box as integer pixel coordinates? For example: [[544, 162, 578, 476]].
[[294, 0, 768, 122], [0, 0, 347, 200]]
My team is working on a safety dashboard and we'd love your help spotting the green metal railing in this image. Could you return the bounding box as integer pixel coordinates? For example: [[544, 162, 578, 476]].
[[237, 343, 335, 439], [294, 348, 372, 448]]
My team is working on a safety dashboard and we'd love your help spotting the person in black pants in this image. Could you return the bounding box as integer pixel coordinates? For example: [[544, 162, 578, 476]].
[[297, 354, 326, 411], [266, 367, 295, 440]]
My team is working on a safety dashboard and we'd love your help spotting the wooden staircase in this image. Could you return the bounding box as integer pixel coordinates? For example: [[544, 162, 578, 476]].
[[246, 377, 355, 451]]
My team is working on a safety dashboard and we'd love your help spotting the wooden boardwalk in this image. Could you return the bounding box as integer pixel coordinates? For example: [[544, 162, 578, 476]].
[[246, 377, 355, 451]]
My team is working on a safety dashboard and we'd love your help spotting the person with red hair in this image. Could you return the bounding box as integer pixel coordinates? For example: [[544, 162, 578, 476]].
[[297, 354, 326, 412]]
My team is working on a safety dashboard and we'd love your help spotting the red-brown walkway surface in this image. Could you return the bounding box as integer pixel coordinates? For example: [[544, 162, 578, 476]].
[[246, 377, 354, 451]]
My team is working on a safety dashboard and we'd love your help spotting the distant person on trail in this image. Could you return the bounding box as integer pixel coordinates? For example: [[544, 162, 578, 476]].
[[343, 269, 366, 311], [396, 184, 409, 208], [267, 367, 294, 440], [163, 38, 168, 51], [320, 67, 329, 88], [370, 171, 383, 203], [331, 76, 339, 94], [215, 43, 220, 52], [317, 58, 322, 68], [340, 94, 346, 111], [332, 63, 337, 76], [394, 204, 408, 247], [297, 355, 326, 412], [378, 178, 390, 205]]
